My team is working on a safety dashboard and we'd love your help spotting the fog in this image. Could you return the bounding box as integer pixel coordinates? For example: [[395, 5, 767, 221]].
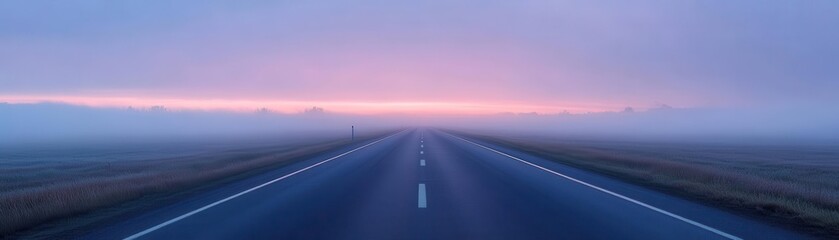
[[3, 1, 838, 147], [2, 103, 838, 147], [426, 106, 839, 144], [0, 103, 401, 147]]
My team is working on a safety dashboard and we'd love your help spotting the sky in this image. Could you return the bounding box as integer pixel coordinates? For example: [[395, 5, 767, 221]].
[[2, 0, 837, 114]]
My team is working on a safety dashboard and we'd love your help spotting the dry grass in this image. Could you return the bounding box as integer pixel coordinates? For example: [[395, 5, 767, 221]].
[[461, 132, 839, 236], [0, 133, 389, 236]]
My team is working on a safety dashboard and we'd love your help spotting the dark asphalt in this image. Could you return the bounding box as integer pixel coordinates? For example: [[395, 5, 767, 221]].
[[83, 129, 809, 239]]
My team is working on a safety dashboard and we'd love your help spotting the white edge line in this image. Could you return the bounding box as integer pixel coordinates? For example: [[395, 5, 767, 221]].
[[449, 134, 742, 240], [124, 131, 404, 240]]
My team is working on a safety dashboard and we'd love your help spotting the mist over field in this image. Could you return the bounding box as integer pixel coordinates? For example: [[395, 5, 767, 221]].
[[2, 0, 838, 146], [1, 1, 839, 237], [432, 106, 839, 144], [0, 103, 402, 146], [3, 102, 838, 147]]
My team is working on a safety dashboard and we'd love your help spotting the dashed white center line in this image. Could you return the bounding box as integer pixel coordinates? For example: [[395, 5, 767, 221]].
[[418, 184, 427, 208], [421, 144, 424, 148], [420, 151, 424, 154], [420, 159, 426, 166]]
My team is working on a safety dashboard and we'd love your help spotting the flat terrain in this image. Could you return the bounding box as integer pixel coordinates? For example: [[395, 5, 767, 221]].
[[0, 133, 388, 237], [81, 129, 807, 239], [464, 131, 839, 236]]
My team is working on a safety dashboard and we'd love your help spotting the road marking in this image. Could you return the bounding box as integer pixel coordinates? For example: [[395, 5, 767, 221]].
[[421, 144, 424, 148], [123, 131, 404, 240], [451, 135, 742, 240], [418, 184, 427, 208], [420, 159, 426, 166], [420, 151, 424, 154]]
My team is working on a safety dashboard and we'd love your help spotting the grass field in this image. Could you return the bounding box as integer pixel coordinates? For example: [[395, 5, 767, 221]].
[[0, 132, 391, 236], [462, 132, 839, 236]]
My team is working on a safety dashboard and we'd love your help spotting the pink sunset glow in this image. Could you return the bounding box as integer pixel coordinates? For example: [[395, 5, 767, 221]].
[[3, 2, 839, 238], [0, 94, 618, 115], [1, 1, 836, 116]]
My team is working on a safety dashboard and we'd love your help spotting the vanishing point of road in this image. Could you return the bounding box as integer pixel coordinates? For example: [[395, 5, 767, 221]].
[[84, 129, 807, 240]]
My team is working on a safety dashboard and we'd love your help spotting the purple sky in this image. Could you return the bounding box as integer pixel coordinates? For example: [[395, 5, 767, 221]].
[[1, 1, 837, 114]]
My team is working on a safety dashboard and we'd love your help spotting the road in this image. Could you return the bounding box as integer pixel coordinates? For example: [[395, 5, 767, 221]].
[[84, 129, 808, 239]]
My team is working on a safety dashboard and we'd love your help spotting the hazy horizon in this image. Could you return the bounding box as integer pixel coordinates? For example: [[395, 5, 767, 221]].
[[3, 102, 837, 146], [3, 2, 839, 237], [2, 0, 839, 145]]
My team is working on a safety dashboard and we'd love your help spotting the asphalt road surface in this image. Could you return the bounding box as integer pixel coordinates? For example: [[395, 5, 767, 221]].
[[84, 129, 808, 239]]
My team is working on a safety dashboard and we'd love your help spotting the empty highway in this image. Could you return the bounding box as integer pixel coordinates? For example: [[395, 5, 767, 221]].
[[84, 129, 807, 239]]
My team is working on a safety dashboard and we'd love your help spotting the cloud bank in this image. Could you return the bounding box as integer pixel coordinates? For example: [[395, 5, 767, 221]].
[[3, 103, 837, 146]]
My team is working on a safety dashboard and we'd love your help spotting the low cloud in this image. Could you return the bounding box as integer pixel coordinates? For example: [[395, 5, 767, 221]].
[[2, 103, 837, 146], [427, 106, 839, 143], [0, 103, 398, 146]]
